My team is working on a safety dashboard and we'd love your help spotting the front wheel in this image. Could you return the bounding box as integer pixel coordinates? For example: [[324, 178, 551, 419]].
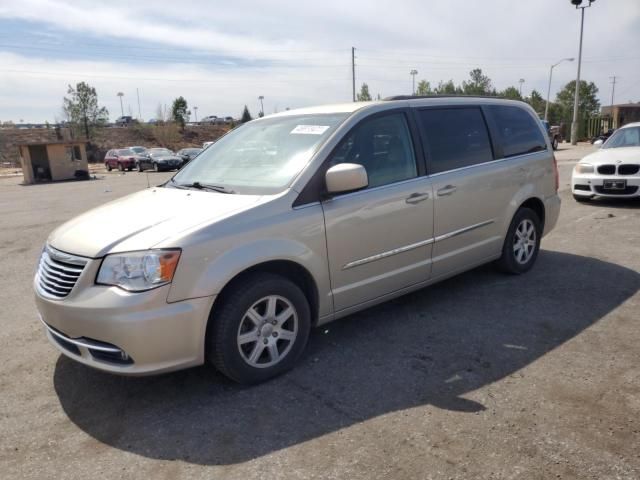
[[209, 273, 311, 384], [496, 207, 542, 274]]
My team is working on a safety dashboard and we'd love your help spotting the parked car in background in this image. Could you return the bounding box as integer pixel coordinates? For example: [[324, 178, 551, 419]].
[[115, 116, 134, 127], [200, 116, 218, 125], [104, 149, 139, 171], [128, 146, 149, 158], [224, 116, 234, 124], [540, 120, 562, 150], [136, 148, 183, 172], [35, 97, 560, 384], [213, 117, 227, 125], [148, 118, 158, 125], [176, 148, 203, 167], [572, 122, 640, 201]]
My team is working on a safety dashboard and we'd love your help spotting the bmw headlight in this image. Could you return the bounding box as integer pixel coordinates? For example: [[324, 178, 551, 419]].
[[574, 163, 594, 174], [97, 250, 181, 291]]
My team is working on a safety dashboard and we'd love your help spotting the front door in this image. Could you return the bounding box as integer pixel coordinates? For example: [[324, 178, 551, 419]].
[[322, 111, 434, 312]]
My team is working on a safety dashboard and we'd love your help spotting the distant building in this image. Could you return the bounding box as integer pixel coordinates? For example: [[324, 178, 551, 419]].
[[17, 140, 89, 184], [600, 103, 640, 129]]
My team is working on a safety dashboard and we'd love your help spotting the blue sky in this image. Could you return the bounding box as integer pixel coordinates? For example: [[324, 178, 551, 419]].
[[1, 0, 639, 123]]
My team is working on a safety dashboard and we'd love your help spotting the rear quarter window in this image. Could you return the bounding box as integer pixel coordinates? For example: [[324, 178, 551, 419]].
[[488, 105, 547, 158]]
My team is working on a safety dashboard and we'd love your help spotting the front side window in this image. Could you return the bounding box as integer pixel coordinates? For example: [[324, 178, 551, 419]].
[[328, 112, 417, 189], [603, 126, 640, 148], [417, 108, 493, 174], [172, 113, 348, 195], [488, 105, 547, 158]]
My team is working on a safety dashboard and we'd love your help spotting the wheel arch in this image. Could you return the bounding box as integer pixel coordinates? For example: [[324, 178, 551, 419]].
[[204, 260, 320, 353], [519, 197, 545, 228]]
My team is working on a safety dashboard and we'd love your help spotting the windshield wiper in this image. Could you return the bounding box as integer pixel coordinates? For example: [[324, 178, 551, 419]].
[[172, 181, 235, 194]]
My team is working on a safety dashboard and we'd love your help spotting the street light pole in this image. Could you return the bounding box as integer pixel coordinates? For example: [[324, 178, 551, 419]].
[[570, 0, 596, 145], [258, 96, 265, 117], [117, 92, 124, 116], [410, 69, 418, 95], [193, 106, 198, 122], [518, 78, 525, 97], [545, 58, 574, 121]]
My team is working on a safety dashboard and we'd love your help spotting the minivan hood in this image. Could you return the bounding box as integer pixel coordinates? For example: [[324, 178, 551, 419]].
[[581, 146, 640, 165], [48, 187, 264, 258]]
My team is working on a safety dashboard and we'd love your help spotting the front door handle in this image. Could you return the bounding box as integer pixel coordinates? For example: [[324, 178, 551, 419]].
[[437, 185, 457, 196], [405, 192, 430, 204]]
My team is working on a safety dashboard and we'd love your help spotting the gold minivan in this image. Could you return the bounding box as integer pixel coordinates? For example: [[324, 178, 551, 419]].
[[35, 97, 560, 383]]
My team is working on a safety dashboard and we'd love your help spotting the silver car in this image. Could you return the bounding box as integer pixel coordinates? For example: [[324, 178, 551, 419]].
[[34, 97, 560, 384]]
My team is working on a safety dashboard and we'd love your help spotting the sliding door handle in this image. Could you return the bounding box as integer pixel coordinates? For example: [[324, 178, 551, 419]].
[[405, 192, 430, 204], [437, 185, 457, 196]]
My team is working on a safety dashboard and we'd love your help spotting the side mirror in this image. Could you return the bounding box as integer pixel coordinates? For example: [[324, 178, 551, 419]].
[[325, 163, 368, 194]]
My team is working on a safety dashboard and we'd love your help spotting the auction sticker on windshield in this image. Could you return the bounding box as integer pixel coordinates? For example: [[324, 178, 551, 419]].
[[291, 125, 330, 135]]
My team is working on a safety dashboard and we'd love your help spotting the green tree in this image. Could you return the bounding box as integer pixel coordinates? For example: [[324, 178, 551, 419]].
[[171, 96, 188, 129], [501, 86, 522, 100], [526, 89, 546, 115], [357, 83, 372, 101], [415, 80, 432, 96], [240, 105, 253, 123], [62, 82, 108, 139], [555, 80, 600, 127], [462, 68, 493, 95], [434, 80, 461, 95]]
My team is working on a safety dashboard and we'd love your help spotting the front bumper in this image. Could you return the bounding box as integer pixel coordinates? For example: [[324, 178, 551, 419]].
[[572, 173, 640, 198], [34, 263, 215, 375]]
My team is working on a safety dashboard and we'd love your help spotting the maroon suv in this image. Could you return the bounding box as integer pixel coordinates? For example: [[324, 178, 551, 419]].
[[104, 149, 138, 171]]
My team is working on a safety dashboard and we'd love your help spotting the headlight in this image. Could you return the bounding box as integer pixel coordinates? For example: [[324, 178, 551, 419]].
[[574, 163, 594, 174], [96, 250, 181, 292]]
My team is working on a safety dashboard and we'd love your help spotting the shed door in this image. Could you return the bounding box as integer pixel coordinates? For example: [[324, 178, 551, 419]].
[[29, 145, 51, 181]]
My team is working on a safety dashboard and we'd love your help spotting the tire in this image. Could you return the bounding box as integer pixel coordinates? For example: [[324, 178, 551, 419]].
[[106, 163, 112, 172], [496, 207, 542, 275], [127, 166, 133, 171], [552, 137, 559, 150], [118, 163, 124, 172], [209, 273, 311, 384], [573, 194, 592, 202]]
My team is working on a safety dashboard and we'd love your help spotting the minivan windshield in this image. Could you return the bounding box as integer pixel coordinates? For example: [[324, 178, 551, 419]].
[[603, 126, 640, 149], [169, 113, 348, 195]]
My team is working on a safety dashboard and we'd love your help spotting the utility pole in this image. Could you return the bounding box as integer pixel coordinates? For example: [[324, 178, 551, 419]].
[[352, 47, 356, 102], [518, 78, 525, 96], [410, 69, 418, 95], [258, 96, 265, 117], [193, 106, 198, 122], [609, 75, 617, 128], [570, 0, 596, 145], [136, 88, 142, 120]]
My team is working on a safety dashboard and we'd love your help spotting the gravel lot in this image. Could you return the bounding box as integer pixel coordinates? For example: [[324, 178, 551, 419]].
[[1, 143, 639, 479]]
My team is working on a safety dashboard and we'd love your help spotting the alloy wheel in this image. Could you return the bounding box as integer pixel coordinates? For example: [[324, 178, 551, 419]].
[[513, 219, 536, 265]]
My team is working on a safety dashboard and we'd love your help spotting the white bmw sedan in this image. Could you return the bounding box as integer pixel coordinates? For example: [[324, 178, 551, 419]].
[[572, 122, 640, 201]]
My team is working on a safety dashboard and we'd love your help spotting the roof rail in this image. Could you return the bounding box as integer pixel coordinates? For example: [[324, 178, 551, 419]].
[[383, 94, 513, 101]]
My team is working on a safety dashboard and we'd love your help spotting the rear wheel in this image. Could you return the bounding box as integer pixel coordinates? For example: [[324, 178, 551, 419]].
[[209, 273, 311, 384], [496, 207, 541, 274]]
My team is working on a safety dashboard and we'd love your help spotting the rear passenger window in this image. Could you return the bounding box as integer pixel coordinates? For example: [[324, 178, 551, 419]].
[[417, 108, 493, 174], [329, 112, 418, 189], [488, 105, 547, 157]]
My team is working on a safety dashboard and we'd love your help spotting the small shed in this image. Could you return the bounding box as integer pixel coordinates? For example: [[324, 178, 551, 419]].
[[17, 140, 89, 184]]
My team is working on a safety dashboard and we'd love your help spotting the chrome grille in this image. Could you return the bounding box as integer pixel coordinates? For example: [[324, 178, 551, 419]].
[[36, 246, 88, 299]]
